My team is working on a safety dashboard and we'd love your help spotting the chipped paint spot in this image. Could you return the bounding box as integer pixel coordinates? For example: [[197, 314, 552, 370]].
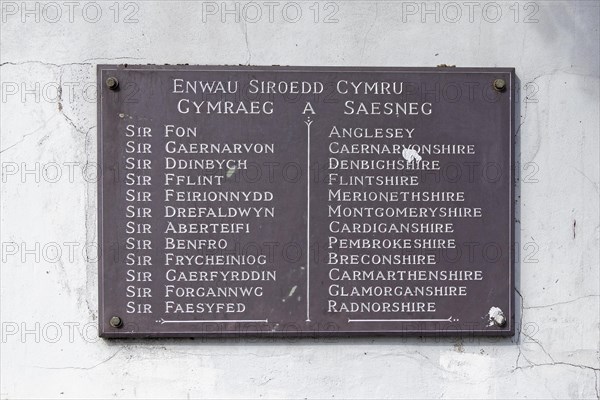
[[288, 285, 297, 297], [439, 352, 492, 397], [486, 306, 503, 326], [226, 167, 236, 178], [402, 147, 422, 163]]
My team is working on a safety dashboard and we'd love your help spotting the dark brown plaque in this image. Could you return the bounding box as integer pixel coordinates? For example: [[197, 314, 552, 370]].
[[98, 65, 515, 338]]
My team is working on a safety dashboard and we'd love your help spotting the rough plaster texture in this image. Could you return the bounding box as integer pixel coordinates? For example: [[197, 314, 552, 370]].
[[1, 1, 599, 399]]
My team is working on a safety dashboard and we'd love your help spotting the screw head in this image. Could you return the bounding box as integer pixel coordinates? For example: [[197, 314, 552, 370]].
[[106, 77, 119, 90], [493, 78, 506, 92], [109, 316, 123, 328], [493, 313, 507, 327]]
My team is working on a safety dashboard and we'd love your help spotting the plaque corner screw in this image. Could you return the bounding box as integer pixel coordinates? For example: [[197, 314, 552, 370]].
[[493, 313, 507, 327], [109, 316, 123, 328], [493, 78, 506, 92], [106, 77, 119, 90]]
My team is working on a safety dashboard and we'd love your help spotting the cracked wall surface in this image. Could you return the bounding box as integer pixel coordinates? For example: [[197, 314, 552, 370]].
[[1, 1, 599, 399]]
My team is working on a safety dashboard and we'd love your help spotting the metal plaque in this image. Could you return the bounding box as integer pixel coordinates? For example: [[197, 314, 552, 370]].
[[98, 65, 515, 338]]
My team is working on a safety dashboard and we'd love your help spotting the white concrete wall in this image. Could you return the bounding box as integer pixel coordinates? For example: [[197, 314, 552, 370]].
[[1, 1, 598, 398]]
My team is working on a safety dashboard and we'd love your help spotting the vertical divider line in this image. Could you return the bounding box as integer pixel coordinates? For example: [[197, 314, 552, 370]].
[[305, 117, 313, 322]]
